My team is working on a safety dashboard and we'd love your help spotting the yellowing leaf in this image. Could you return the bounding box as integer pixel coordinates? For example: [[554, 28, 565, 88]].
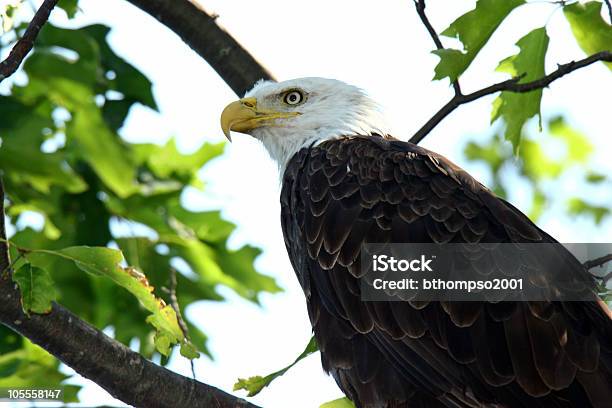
[[491, 27, 549, 152], [564, 1, 612, 70], [433, 0, 524, 82], [234, 337, 318, 396], [13, 264, 58, 314], [320, 398, 356, 408], [26, 246, 184, 356]]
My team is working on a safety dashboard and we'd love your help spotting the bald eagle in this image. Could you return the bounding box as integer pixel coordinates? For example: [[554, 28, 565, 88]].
[[221, 78, 612, 408]]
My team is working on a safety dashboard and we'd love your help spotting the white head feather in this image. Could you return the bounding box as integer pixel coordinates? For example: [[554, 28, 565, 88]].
[[243, 77, 391, 171]]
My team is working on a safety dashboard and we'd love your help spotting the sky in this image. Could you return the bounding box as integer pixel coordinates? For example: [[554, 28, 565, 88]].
[[5, 0, 612, 407]]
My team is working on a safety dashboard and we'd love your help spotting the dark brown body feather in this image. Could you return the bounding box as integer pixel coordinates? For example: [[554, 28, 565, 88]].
[[280, 135, 612, 408]]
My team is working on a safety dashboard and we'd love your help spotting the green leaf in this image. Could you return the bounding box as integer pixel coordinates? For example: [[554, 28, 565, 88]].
[[25, 246, 184, 356], [520, 139, 562, 180], [180, 341, 199, 359], [234, 336, 318, 397], [13, 264, 58, 314], [491, 27, 549, 152], [433, 0, 525, 81], [134, 139, 225, 184], [57, 0, 79, 18], [29, 26, 100, 87], [0, 326, 23, 354], [586, 172, 607, 183], [528, 188, 547, 222], [320, 398, 356, 408], [0, 98, 87, 194], [103, 99, 133, 132], [464, 138, 506, 173], [568, 198, 611, 224], [564, 1, 612, 71], [106, 194, 281, 301], [215, 244, 282, 301], [548, 116, 593, 163], [66, 98, 138, 198], [82, 24, 158, 110], [0, 341, 80, 402], [0, 141, 87, 194]]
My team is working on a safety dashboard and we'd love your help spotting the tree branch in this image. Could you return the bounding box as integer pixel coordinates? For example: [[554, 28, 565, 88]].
[[0, 0, 58, 83], [123, 0, 275, 96], [604, 0, 612, 24], [0, 184, 260, 408], [413, 0, 461, 96], [584, 254, 612, 271], [0, 2, 274, 405], [409, 51, 612, 145]]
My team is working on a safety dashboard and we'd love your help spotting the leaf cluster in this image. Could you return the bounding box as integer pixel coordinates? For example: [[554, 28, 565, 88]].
[[464, 116, 610, 223], [0, 21, 280, 400], [434, 0, 611, 151]]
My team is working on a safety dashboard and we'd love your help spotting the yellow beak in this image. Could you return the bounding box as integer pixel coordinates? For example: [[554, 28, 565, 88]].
[[220, 97, 300, 141]]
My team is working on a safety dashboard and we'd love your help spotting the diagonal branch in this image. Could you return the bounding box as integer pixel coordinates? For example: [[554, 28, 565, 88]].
[[0, 182, 260, 408], [604, 0, 612, 24], [0, 0, 59, 83], [584, 253, 612, 271], [409, 50, 612, 145], [413, 0, 462, 96], [123, 0, 275, 96]]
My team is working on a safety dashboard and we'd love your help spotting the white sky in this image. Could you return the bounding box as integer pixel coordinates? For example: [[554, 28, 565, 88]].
[[7, 0, 612, 407]]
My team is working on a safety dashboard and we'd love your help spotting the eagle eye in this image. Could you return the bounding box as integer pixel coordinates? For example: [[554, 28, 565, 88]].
[[283, 89, 305, 106]]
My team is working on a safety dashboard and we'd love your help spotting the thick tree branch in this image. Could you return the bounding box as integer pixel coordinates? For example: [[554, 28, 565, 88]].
[[413, 0, 462, 96], [0, 0, 58, 83], [123, 0, 275, 96], [0, 184, 260, 408], [0, 2, 274, 405], [409, 51, 612, 145]]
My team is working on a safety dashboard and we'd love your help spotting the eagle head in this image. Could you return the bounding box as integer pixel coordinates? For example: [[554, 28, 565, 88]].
[[220, 78, 390, 169]]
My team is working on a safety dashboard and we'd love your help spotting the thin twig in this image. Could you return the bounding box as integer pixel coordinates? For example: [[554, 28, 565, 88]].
[[584, 254, 612, 271], [604, 0, 612, 24], [0, 204, 257, 407], [409, 51, 612, 144], [0, 177, 10, 276], [164, 268, 197, 379], [0, 0, 59, 83], [597, 271, 612, 286], [585, 253, 612, 286], [413, 0, 462, 96]]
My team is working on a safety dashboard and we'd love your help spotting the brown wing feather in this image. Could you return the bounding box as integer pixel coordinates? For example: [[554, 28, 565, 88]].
[[280, 135, 612, 408]]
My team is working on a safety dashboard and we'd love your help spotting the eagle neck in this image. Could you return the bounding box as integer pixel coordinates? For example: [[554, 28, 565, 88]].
[[258, 129, 342, 175]]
